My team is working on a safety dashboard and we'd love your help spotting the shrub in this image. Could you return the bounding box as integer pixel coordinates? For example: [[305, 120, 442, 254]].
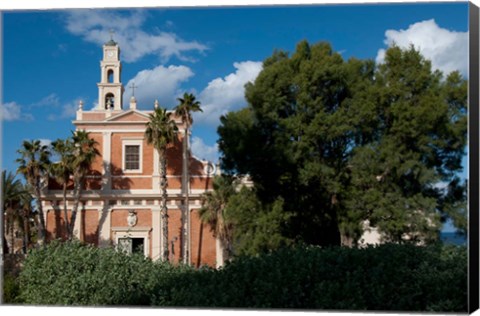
[[151, 244, 467, 312], [18, 241, 467, 312], [18, 241, 158, 305], [3, 273, 22, 304]]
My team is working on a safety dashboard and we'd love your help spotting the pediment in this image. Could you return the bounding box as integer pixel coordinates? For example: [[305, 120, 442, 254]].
[[105, 110, 150, 122]]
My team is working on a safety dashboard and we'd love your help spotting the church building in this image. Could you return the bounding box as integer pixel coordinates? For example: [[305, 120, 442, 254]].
[[41, 38, 221, 267]]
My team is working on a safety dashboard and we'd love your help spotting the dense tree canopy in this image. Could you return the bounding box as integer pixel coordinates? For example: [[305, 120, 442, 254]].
[[218, 41, 467, 251]]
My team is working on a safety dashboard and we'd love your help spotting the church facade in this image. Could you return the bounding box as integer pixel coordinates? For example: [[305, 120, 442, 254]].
[[40, 39, 221, 267]]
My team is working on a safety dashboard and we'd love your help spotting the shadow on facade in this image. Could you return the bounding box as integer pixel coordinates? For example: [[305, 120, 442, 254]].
[[86, 170, 103, 190], [48, 203, 72, 241], [163, 140, 218, 266], [109, 164, 134, 190]]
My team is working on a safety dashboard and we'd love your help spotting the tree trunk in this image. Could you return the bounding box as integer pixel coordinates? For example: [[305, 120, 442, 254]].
[[5, 207, 12, 253], [9, 210, 15, 254], [182, 121, 190, 265], [22, 208, 30, 253], [34, 186, 47, 245], [340, 233, 354, 247], [159, 149, 169, 261], [62, 180, 70, 239], [69, 175, 82, 240], [222, 240, 230, 264], [3, 235, 9, 255]]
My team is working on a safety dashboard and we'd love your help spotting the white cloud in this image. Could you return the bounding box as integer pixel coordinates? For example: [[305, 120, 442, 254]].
[[124, 64, 194, 109], [65, 10, 207, 63], [376, 19, 467, 76], [30, 93, 60, 108], [91, 101, 99, 111], [48, 99, 82, 121], [1, 102, 34, 121], [194, 61, 263, 126], [191, 136, 219, 163]]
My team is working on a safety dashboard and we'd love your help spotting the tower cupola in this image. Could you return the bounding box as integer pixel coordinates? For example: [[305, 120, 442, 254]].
[[97, 34, 124, 111]]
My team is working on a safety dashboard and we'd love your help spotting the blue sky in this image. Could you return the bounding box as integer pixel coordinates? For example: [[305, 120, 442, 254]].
[[1, 2, 469, 231]]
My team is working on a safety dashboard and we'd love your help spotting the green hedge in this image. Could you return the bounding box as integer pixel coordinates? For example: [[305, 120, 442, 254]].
[[4, 273, 22, 304], [18, 241, 162, 305], [17, 241, 467, 312]]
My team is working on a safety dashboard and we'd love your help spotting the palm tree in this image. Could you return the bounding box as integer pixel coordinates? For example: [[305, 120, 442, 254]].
[[199, 175, 237, 263], [19, 186, 34, 253], [69, 131, 100, 240], [145, 107, 178, 261], [51, 138, 75, 238], [174, 92, 202, 264], [16, 140, 51, 245], [2, 170, 25, 253], [2, 171, 34, 254]]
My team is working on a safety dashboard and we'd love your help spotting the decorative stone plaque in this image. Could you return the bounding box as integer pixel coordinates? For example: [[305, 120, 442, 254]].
[[127, 210, 137, 227]]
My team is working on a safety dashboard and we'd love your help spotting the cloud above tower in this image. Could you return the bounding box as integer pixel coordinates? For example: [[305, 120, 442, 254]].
[[124, 64, 194, 109], [64, 10, 208, 63]]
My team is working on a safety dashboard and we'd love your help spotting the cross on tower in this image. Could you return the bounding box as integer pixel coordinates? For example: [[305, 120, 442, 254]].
[[129, 82, 138, 97], [109, 29, 115, 41]]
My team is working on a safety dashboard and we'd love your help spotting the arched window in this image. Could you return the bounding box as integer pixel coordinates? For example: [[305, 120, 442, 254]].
[[105, 93, 115, 109], [107, 69, 114, 83]]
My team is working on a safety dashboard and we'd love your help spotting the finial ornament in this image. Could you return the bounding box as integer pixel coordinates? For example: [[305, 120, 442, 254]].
[[78, 100, 84, 111], [154, 99, 159, 109]]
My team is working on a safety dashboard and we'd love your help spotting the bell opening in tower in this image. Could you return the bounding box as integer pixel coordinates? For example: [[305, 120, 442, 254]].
[[107, 69, 114, 83], [105, 93, 115, 110]]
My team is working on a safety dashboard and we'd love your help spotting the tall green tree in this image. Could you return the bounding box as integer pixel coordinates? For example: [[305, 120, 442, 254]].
[[437, 178, 467, 235], [220, 41, 372, 247], [16, 140, 51, 245], [218, 41, 467, 250], [345, 46, 467, 243], [51, 138, 75, 238], [145, 107, 178, 261], [69, 131, 100, 240], [174, 92, 202, 264]]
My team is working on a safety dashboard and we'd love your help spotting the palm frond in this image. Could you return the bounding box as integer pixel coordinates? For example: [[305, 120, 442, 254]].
[[145, 107, 178, 152]]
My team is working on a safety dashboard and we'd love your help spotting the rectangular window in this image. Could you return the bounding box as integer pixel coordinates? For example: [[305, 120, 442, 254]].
[[122, 139, 143, 173], [125, 145, 140, 170]]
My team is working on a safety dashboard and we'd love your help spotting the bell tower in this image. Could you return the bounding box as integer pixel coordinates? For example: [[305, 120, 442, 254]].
[[97, 34, 124, 111]]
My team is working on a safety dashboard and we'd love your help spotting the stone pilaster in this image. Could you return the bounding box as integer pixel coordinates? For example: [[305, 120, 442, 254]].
[[102, 131, 112, 191], [152, 207, 161, 260], [98, 205, 112, 248]]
